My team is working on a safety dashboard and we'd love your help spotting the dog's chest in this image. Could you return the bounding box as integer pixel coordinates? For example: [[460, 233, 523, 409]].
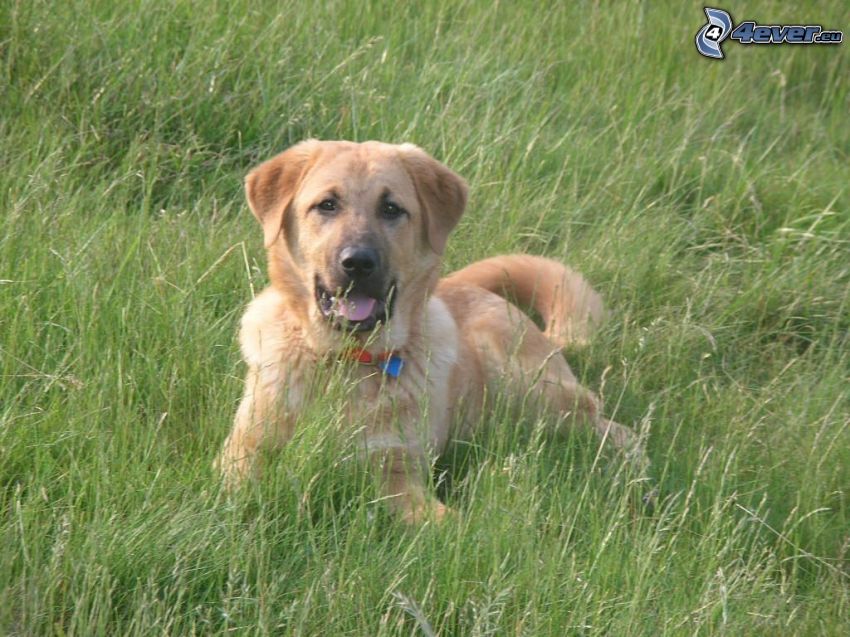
[[345, 297, 460, 449]]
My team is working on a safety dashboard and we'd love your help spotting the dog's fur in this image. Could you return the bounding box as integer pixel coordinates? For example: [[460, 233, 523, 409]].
[[217, 140, 647, 522]]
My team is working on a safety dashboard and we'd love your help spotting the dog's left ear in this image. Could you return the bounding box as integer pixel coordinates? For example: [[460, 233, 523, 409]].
[[399, 144, 468, 255], [245, 140, 321, 248]]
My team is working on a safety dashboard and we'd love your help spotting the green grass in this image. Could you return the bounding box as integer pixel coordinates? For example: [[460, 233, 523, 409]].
[[2, 0, 849, 634]]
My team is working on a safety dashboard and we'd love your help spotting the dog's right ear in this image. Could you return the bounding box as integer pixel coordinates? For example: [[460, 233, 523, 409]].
[[245, 140, 321, 248]]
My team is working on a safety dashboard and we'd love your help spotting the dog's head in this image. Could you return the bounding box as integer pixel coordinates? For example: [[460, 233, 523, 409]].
[[245, 140, 467, 350]]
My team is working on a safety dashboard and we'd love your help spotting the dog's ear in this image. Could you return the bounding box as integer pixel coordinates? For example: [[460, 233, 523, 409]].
[[399, 144, 468, 255], [245, 140, 321, 248]]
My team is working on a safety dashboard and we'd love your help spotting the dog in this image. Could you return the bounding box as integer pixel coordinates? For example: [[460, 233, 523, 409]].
[[216, 140, 648, 522]]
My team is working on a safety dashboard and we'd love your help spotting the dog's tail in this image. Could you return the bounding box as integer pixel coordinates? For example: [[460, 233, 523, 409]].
[[443, 254, 605, 348]]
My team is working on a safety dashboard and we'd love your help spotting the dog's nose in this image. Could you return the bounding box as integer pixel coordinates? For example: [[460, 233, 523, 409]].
[[339, 246, 380, 279]]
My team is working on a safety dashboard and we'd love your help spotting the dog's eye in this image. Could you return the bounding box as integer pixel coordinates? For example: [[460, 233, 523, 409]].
[[317, 199, 337, 213], [380, 201, 405, 219]]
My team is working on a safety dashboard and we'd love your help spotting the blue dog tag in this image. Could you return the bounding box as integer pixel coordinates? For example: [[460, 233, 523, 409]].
[[378, 355, 404, 378]]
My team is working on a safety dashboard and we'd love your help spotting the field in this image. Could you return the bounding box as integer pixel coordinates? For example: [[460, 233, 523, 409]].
[[1, 1, 848, 634]]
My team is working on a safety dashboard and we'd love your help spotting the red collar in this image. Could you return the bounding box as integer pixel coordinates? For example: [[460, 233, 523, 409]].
[[340, 347, 405, 377], [342, 347, 395, 364]]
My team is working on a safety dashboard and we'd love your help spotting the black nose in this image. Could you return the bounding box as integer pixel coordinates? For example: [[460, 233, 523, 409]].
[[339, 246, 380, 279]]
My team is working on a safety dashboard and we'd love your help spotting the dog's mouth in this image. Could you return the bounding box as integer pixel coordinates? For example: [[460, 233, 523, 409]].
[[315, 278, 397, 332]]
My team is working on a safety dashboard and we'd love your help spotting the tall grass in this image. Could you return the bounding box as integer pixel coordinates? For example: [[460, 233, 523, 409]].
[[2, 1, 848, 634]]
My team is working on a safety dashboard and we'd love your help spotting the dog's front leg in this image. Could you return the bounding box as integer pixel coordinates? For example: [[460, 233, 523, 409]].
[[371, 446, 449, 524], [216, 366, 294, 488]]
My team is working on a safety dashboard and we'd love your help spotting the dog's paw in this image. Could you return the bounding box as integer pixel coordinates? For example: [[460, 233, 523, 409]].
[[214, 450, 255, 491], [401, 500, 455, 525]]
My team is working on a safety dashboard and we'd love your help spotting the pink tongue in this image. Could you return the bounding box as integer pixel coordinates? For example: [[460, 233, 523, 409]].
[[337, 295, 377, 321]]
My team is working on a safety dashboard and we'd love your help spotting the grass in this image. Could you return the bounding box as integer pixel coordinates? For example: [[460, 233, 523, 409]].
[[1, 0, 848, 634]]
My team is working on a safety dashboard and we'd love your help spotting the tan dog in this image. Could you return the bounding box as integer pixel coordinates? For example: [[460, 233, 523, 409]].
[[217, 140, 647, 522]]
